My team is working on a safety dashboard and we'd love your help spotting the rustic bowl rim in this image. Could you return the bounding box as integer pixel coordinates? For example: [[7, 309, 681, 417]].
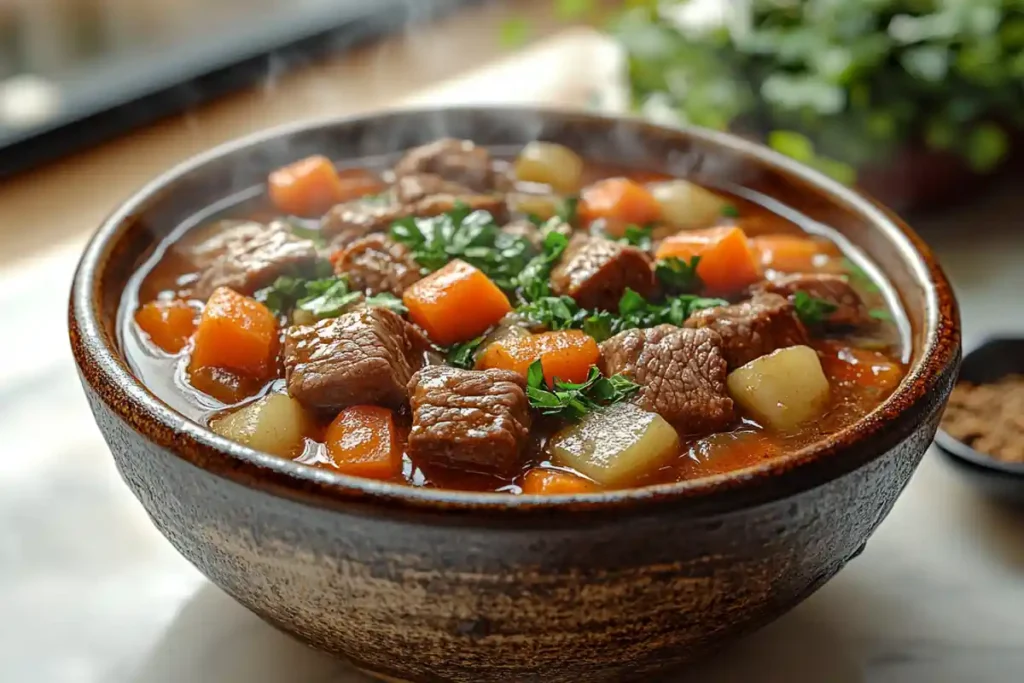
[[69, 106, 960, 519]]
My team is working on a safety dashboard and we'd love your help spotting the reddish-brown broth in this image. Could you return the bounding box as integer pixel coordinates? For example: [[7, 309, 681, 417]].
[[121, 159, 908, 493]]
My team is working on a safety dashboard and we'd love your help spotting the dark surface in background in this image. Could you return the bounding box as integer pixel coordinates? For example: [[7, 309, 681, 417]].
[[0, 0, 476, 178]]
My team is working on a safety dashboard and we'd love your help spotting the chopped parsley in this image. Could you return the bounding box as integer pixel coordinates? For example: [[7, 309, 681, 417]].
[[843, 257, 880, 293], [389, 204, 535, 291], [655, 256, 702, 293], [793, 290, 838, 326], [525, 361, 639, 421], [256, 275, 407, 321], [286, 220, 327, 248], [615, 288, 727, 331], [514, 287, 726, 341], [364, 292, 408, 315], [869, 307, 893, 322], [620, 224, 654, 250], [446, 336, 486, 369], [557, 196, 579, 225], [516, 230, 570, 301], [298, 278, 362, 319], [720, 203, 741, 218]]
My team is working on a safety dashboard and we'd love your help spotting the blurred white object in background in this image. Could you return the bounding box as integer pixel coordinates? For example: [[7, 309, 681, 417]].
[[0, 74, 61, 127]]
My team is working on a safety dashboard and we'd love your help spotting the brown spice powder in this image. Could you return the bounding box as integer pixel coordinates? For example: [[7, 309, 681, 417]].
[[941, 374, 1024, 463]]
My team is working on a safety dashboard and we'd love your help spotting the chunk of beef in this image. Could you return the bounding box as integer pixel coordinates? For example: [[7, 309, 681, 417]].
[[393, 138, 508, 193], [335, 234, 423, 296], [600, 325, 733, 434], [684, 293, 808, 369], [397, 173, 508, 222], [758, 273, 871, 328], [550, 234, 656, 310], [284, 307, 426, 411], [407, 366, 531, 474], [191, 221, 320, 299], [320, 196, 403, 246]]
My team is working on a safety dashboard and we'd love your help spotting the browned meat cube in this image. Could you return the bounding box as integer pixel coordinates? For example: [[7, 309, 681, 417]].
[[393, 138, 508, 193], [320, 197, 403, 246], [757, 273, 871, 328], [335, 234, 424, 297], [600, 325, 734, 434], [684, 293, 808, 369], [397, 173, 508, 223], [284, 307, 427, 411], [191, 221, 320, 299], [550, 234, 656, 310], [407, 366, 532, 474]]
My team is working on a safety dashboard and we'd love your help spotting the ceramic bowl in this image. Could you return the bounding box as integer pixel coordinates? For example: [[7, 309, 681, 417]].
[[69, 107, 960, 683]]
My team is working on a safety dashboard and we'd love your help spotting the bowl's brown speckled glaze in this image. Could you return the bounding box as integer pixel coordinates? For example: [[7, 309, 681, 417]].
[[69, 108, 960, 683]]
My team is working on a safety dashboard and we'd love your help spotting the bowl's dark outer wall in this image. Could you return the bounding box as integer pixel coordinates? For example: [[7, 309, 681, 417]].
[[69, 109, 960, 683]]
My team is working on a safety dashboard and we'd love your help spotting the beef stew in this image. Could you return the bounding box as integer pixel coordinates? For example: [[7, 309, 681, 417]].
[[121, 138, 907, 493]]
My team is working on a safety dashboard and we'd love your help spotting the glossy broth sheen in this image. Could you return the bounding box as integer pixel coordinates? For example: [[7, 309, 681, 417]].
[[121, 145, 908, 494]]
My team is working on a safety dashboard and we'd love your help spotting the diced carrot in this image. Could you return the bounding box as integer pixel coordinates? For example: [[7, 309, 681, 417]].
[[816, 341, 903, 391], [476, 330, 599, 386], [579, 177, 661, 232], [189, 287, 278, 378], [655, 226, 762, 295], [268, 156, 382, 216], [134, 299, 199, 353], [521, 467, 599, 495], [403, 260, 512, 345], [749, 234, 841, 273], [322, 406, 403, 481]]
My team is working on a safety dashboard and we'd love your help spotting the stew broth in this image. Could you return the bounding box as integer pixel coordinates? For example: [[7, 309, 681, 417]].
[[121, 139, 907, 494]]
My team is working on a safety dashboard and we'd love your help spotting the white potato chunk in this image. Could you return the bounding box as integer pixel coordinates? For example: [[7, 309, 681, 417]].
[[650, 179, 728, 231], [514, 142, 584, 194], [548, 402, 680, 487], [727, 345, 830, 431], [210, 393, 314, 458], [508, 192, 560, 221]]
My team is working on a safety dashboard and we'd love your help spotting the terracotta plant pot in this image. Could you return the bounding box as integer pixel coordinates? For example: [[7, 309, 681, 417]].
[[69, 108, 960, 683]]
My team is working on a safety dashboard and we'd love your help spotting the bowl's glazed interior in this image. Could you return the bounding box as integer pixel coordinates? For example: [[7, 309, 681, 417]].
[[70, 108, 960, 683]]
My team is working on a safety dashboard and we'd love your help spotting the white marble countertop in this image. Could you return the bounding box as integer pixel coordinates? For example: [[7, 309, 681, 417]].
[[3, 27, 1024, 683]]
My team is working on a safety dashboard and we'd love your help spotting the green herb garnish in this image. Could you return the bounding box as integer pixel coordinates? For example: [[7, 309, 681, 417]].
[[257, 275, 405, 321], [514, 286, 725, 340], [286, 221, 327, 248], [447, 336, 487, 369], [517, 230, 570, 302], [516, 295, 580, 331], [793, 290, 838, 326], [525, 361, 639, 421], [389, 204, 535, 291], [843, 257, 881, 293], [297, 278, 361, 320], [869, 307, 893, 321], [720, 204, 740, 218], [620, 224, 654, 250], [655, 256, 702, 293], [364, 292, 408, 315], [557, 196, 579, 225], [256, 275, 307, 315]]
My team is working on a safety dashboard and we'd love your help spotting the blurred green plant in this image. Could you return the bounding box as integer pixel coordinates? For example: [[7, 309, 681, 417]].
[[526, 0, 1024, 181]]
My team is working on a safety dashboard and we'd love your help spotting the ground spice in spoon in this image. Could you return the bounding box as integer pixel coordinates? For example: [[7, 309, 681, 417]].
[[941, 374, 1024, 463]]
